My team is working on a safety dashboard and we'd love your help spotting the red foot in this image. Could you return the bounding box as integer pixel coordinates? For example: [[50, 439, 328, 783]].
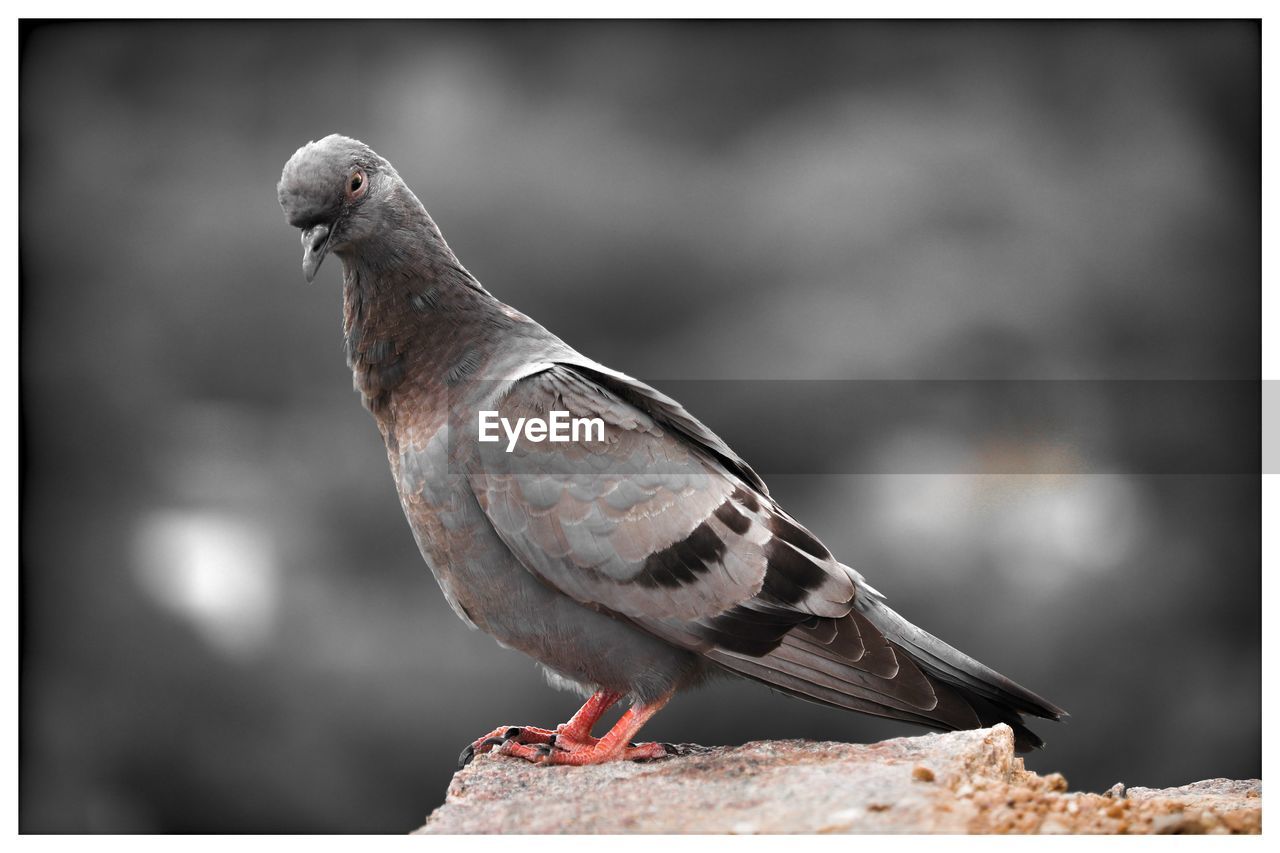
[[459, 690, 674, 768], [459, 691, 621, 767], [498, 738, 670, 765], [458, 723, 555, 765]]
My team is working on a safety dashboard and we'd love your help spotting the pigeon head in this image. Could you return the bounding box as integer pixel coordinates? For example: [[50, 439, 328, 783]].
[[278, 134, 405, 282]]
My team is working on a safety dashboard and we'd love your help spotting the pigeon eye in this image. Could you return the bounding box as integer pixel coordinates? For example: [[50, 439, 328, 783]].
[[346, 170, 367, 200]]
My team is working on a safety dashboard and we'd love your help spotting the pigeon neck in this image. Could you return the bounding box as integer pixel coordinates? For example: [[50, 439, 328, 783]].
[[338, 227, 497, 419]]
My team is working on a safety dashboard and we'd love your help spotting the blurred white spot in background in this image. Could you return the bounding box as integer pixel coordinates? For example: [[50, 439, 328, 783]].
[[993, 468, 1146, 581], [132, 510, 279, 659], [861, 430, 983, 567], [862, 429, 1147, 598], [987, 474, 1146, 589]]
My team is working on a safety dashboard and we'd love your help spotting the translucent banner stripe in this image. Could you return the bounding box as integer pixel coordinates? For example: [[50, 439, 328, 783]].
[[442, 379, 1260, 476]]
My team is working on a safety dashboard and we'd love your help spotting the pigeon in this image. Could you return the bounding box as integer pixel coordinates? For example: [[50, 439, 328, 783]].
[[278, 134, 1066, 767]]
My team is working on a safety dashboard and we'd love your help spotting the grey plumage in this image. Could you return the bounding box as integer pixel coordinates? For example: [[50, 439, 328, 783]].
[[278, 134, 1065, 760]]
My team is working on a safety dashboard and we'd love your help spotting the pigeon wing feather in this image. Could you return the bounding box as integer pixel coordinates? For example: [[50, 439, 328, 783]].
[[467, 362, 855, 623]]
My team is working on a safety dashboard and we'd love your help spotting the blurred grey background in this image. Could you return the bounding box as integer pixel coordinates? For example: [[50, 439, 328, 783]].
[[20, 20, 1259, 833]]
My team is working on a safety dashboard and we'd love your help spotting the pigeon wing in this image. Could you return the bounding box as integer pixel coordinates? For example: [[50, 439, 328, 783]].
[[467, 363, 855, 622]]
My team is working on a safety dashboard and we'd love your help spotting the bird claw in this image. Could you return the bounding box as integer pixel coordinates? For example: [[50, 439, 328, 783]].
[[656, 742, 712, 758], [458, 735, 507, 768], [630, 742, 676, 762], [619, 737, 711, 758], [460, 724, 559, 768]]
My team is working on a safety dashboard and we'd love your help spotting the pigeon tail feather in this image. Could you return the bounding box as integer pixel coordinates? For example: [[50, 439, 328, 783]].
[[856, 596, 1067, 722]]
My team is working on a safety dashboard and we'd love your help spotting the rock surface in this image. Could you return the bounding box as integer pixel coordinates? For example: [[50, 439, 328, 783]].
[[415, 725, 1260, 834]]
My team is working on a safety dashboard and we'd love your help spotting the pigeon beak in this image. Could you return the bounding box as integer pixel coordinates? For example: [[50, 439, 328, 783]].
[[301, 223, 332, 283]]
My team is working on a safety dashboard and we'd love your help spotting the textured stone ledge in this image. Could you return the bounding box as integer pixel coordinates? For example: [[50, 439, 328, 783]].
[[415, 724, 1260, 834]]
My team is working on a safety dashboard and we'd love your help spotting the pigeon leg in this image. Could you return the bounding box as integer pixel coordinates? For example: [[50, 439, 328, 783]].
[[551, 690, 621, 749], [458, 690, 622, 767], [498, 691, 673, 766]]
